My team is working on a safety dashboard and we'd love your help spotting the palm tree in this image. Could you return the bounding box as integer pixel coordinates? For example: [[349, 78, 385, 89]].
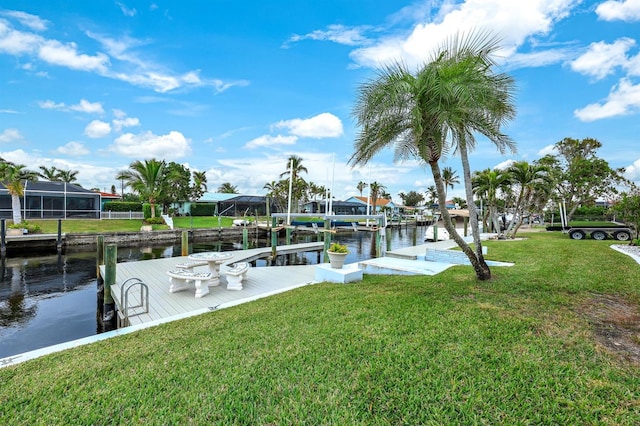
[[279, 155, 308, 213], [117, 159, 166, 218], [217, 182, 238, 194], [442, 167, 460, 201], [55, 168, 80, 184], [504, 161, 551, 238], [357, 181, 368, 196], [368, 181, 385, 214], [472, 168, 511, 234], [191, 171, 208, 200], [350, 30, 516, 280], [425, 185, 438, 207], [0, 162, 38, 224], [38, 165, 58, 181]]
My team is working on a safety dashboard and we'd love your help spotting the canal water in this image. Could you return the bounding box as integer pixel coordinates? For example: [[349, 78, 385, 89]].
[[0, 225, 426, 359]]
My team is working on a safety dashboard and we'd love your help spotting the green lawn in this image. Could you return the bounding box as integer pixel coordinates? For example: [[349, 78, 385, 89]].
[[1, 233, 639, 424], [23, 216, 254, 234]]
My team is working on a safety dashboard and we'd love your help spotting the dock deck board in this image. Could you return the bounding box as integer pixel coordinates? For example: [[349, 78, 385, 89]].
[[103, 243, 324, 326]]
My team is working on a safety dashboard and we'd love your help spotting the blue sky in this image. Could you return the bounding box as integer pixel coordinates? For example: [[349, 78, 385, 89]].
[[1, 0, 639, 202]]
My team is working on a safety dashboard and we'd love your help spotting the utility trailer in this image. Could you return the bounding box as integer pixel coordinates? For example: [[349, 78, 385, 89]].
[[566, 225, 632, 241]]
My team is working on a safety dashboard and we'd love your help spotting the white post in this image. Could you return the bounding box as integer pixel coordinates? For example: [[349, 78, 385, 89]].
[[286, 158, 293, 225], [328, 153, 335, 215]]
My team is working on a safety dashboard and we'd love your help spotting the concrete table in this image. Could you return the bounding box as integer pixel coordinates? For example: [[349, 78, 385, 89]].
[[188, 252, 233, 286]]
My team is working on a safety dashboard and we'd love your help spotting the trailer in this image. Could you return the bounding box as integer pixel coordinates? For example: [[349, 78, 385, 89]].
[[566, 226, 632, 241]]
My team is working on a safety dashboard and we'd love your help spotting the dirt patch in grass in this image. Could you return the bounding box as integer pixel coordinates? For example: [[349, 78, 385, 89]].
[[580, 294, 640, 364]]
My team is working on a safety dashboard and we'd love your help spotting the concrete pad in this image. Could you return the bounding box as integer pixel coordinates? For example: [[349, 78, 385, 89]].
[[315, 263, 364, 283], [358, 257, 455, 276]]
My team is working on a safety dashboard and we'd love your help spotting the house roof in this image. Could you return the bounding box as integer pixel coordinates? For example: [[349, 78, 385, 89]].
[[98, 191, 120, 199], [0, 180, 98, 195], [198, 192, 239, 202]]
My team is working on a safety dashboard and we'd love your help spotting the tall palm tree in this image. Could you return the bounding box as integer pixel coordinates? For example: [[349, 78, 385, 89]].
[[442, 166, 460, 201], [425, 185, 438, 207], [350, 30, 516, 280], [191, 171, 208, 200], [0, 162, 38, 224], [357, 181, 368, 196], [472, 168, 511, 234], [279, 155, 308, 213], [368, 181, 385, 214], [117, 159, 166, 218]]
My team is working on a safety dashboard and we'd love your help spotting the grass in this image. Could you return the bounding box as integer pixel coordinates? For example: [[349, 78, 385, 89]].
[[1, 233, 639, 424], [22, 216, 254, 234]]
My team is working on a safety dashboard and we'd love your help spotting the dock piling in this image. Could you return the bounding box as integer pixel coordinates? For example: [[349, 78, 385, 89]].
[[103, 244, 117, 321], [181, 231, 188, 256]]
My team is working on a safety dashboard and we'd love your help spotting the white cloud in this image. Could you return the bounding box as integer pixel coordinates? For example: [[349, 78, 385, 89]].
[[0, 20, 43, 54], [596, 0, 640, 22], [0, 10, 49, 31], [494, 159, 515, 170], [38, 39, 109, 72], [349, 0, 578, 69], [624, 157, 640, 181], [244, 134, 298, 149], [0, 128, 22, 143], [112, 116, 140, 132], [84, 120, 112, 138], [274, 112, 344, 138], [55, 141, 90, 156], [570, 38, 635, 80], [110, 130, 190, 159], [71, 99, 104, 114], [116, 2, 137, 17], [574, 78, 640, 121], [537, 144, 558, 157], [284, 24, 371, 48], [39, 98, 104, 113]]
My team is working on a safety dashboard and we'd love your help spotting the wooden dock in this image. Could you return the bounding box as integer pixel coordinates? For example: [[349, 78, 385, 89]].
[[103, 242, 324, 327]]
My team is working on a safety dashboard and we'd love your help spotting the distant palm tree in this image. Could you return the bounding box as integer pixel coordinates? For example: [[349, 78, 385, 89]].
[[357, 181, 368, 196], [217, 182, 238, 194], [472, 168, 512, 233], [442, 167, 460, 200], [369, 181, 385, 214], [0, 162, 38, 224], [425, 185, 438, 206], [38, 165, 58, 181], [191, 171, 208, 200], [280, 155, 308, 213], [117, 159, 166, 218], [504, 161, 551, 238], [56, 169, 80, 184]]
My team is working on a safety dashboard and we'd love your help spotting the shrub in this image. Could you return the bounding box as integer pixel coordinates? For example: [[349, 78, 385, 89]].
[[104, 201, 142, 212], [191, 203, 217, 216], [142, 203, 162, 219], [328, 241, 348, 253], [143, 217, 165, 225], [8, 221, 41, 234]]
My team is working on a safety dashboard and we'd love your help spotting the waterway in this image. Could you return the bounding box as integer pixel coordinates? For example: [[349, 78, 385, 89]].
[[0, 225, 426, 359]]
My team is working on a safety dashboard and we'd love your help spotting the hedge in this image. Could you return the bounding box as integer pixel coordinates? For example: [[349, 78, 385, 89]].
[[103, 201, 142, 212]]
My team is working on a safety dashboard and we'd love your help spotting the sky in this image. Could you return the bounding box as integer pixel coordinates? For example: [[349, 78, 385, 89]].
[[1, 0, 639, 202]]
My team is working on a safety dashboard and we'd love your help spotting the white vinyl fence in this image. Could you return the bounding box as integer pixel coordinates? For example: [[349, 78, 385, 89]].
[[100, 211, 145, 220]]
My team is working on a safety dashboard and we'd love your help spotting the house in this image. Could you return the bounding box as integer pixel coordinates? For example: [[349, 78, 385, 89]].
[[98, 191, 121, 211], [0, 181, 101, 219], [176, 193, 277, 216]]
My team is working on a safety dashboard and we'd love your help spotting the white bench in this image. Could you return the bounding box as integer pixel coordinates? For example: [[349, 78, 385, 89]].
[[225, 262, 250, 291], [167, 269, 213, 298], [174, 260, 208, 272]]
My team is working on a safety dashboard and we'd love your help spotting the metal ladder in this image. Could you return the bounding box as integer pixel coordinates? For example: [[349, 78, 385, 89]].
[[118, 277, 149, 328]]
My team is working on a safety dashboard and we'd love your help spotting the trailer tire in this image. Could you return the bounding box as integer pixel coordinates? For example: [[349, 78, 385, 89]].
[[613, 231, 631, 241], [591, 231, 607, 240], [570, 230, 586, 240]]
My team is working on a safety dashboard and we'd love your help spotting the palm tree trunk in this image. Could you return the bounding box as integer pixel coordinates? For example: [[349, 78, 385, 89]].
[[458, 144, 491, 280], [430, 160, 490, 280], [11, 193, 22, 225]]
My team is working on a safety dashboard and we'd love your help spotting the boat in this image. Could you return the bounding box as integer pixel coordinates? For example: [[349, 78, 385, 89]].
[[424, 225, 449, 241]]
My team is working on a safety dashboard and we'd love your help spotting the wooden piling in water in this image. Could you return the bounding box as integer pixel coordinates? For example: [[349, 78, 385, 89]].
[[96, 235, 104, 283], [103, 244, 117, 320], [0, 218, 5, 257], [243, 228, 248, 250], [181, 231, 188, 256], [271, 216, 277, 258], [56, 219, 63, 251]]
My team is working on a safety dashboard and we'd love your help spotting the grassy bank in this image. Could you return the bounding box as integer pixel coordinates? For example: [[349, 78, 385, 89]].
[[1, 233, 639, 424], [24, 216, 247, 234]]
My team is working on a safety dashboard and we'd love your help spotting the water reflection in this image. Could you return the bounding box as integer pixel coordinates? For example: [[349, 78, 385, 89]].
[[0, 225, 426, 358]]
